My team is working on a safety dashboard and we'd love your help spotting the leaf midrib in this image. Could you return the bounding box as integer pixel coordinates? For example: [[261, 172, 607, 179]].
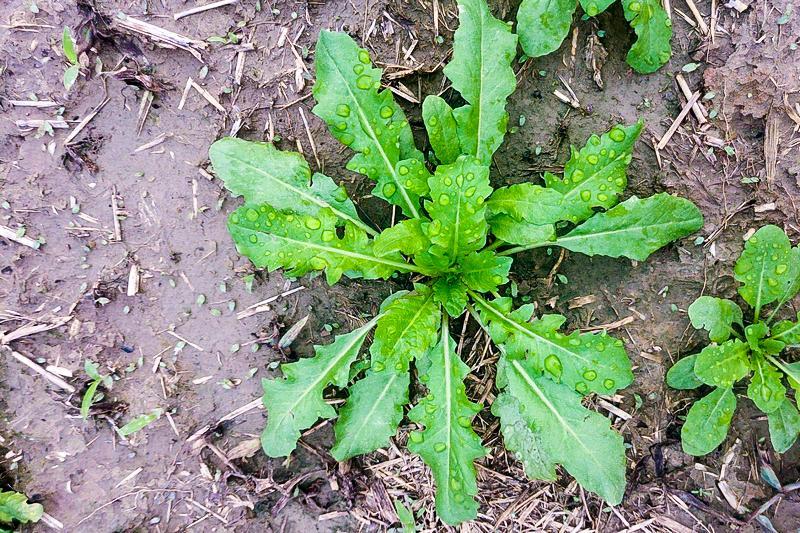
[[318, 43, 418, 218], [245, 226, 416, 273]]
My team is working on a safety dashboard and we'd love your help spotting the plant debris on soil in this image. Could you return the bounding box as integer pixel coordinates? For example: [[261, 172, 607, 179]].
[[1, 0, 798, 531]]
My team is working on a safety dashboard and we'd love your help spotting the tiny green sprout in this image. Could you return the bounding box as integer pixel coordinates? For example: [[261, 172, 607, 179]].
[[81, 360, 113, 419], [668, 225, 800, 456], [209, 0, 701, 524], [62, 27, 79, 90]]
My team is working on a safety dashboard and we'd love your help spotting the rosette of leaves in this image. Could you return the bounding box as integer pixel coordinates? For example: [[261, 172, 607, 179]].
[[667, 225, 800, 456], [517, 0, 672, 74], [209, 0, 702, 524], [0, 490, 43, 533]]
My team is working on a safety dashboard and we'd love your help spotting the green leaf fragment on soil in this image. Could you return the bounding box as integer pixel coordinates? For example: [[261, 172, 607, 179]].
[[621, 0, 673, 74], [517, 0, 577, 58]]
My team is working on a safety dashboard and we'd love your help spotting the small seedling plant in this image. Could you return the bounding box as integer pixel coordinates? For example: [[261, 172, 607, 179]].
[[517, 0, 672, 73], [210, 0, 702, 523], [667, 225, 800, 456], [62, 27, 80, 90]]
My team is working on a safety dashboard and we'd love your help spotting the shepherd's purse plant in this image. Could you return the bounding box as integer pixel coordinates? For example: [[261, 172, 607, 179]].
[[209, 0, 703, 524], [667, 225, 800, 456]]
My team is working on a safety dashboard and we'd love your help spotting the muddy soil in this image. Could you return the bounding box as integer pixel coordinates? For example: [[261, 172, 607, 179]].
[[0, 0, 798, 531]]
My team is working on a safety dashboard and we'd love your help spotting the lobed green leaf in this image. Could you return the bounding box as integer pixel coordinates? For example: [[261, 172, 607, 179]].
[[772, 312, 800, 347], [681, 387, 736, 456], [445, 0, 517, 164], [424, 156, 493, 261], [229, 205, 412, 284], [688, 296, 743, 343], [500, 356, 627, 504], [261, 317, 378, 456], [693, 339, 751, 388], [0, 491, 43, 525], [408, 324, 486, 525], [422, 95, 461, 165], [474, 294, 633, 395], [373, 218, 431, 257], [747, 356, 785, 414], [312, 31, 423, 217], [517, 0, 577, 58], [432, 275, 470, 317], [621, 0, 673, 74], [554, 193, 703, 261], [459, 250, 512, 293]]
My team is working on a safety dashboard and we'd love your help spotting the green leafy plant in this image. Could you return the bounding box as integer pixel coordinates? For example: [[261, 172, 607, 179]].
[[209, 0, 701, 523], [0, 490, 43, 533], [62, 27, 80, 90], [517, 0, 672, 74], [668, 225, 800, 455]]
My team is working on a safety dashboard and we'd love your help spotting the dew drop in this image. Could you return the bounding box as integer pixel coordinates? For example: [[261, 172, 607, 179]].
[[428, 116, 439, 126], [305, 217, 321, 230], [767, 278, 778, 287], [409, 431, 424, 444], [572, 169, 585, 183], [629, 1, 641, 12], [580, 190, 592, 202], [425, 403, 437, 414], [322, 230, 336, 242], [597, 193, 609, 202], [372, 361, 385, 372], [353, 64, 364, 74], [358, 50, 370, 64], [248, 234, 258, 244], [434, 442, 447, 452], [544, 354, 563, 379], [603, 378, 615, 390], [383, 183, 397, 197], [339, 133, 355, 146], [575, 381, 589, 394], [776, 264, 788, 275], [245, 208, 259, 222], [456, 174, 464, 186], [230, 213, 240, 224], [568, 338, 581, 346], [583, 370, 598, 381], [335, 122, 347, 131], [457, 416, 472, 428], [380, 105, 394, 119], [450, 478, 463, 490], [356, 75, 372, 89], [439, 193, 451, 205], [336, 104, 350, 117], [587, 154, 599, 165], [398, 165, 410, 176], [609, 128, 626, 142], [444, 176, 453, 186], [465, 186, 477, 197]]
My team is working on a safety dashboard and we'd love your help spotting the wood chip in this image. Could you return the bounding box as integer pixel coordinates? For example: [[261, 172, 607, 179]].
[[127, 263, 140, 296], [657, 91, 700, 150]]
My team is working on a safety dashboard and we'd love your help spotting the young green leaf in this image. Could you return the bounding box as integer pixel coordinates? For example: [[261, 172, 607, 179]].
[[772, 312, 800, 346], [693, 339, 751, 388], [370, 286, 441, 372], [424, 156, 493, 261], [554, 193, 704, 261], [621, 0, 673, 74], [687, 296, 743, 343], [432, 275, 470, 318], [373, 218, 431, 257], [747, 356, 785, 414], [394, 498, 417, 533], [767, 399, 800, 453], [81, 379, 102, 419], [331, 369, 410, 461], [491, 393, 557, 481], [734, 225, 795, 318], [666, 354, 703, 390], [312, 31, 423, 217], [63, 64, 79, 90], [580, 0, 616, 16], [517, 0, 577, 58], [501, 356, 627, 504], [407, 322, 486, 525], [487, 183, 567, 225], [458, 251, 511, 293], [445, 0, 517, 164], [118, 408, 163, 437], [682, 387, 736, 456], [229, 205, 414, 284], [542, 122, 643, 224], [422, 95, 461, 165], [473, 294, 633, 395], [62, 27, 78, 64], [775, 248, 800, 307], [0, 491, 43, 525], [262, 316, 379, 457], [209, 138, 372, 234], [487, 215, 555, 246]]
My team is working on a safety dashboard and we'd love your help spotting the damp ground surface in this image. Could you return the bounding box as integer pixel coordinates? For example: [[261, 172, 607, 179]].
[[0, 0, 798, 531]]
